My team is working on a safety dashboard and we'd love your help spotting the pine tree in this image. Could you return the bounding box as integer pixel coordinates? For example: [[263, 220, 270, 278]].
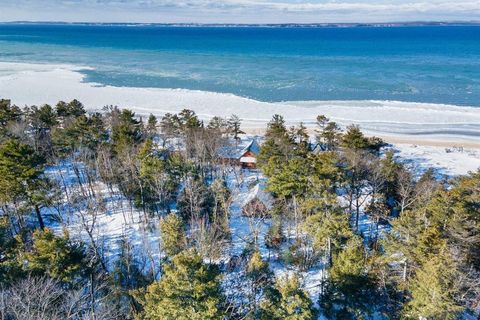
[[207, 116, 228, 134], [56, 99, 86, 119], [139, 249, 224, 320], [315, 115, 342, 151], [267, 157, 311, 237], [25, 228, 87, 284], [177, 177, 214, 222], [0, 139, 48, 229], [260, 274, 316, 320], [110, 237, 150, 317], [342, 125, 369, 150], [321, 236, 377, 319], [302, 209, 352, 265], [0, 217, 23, 283], [257, 114, 295, 169], [227, 114, 244, 141], [146, 113, 158, 138], [111, 109, 143, 153], [245, 251, 274, 318], [404, 248, 463, 319], [0, 99, 22, 133], [160, 213, 187, 257]]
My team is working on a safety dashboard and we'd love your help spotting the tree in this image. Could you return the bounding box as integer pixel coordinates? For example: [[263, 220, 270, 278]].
[[160, 213, 187, 257], [321, 236, 377, 319], [0, 139, 47, 229], [0, 217, 23, 283], [342, 125, 369, 150], [315, 115, 342, 151], [0, 99, 22, 135], [267, 157, 311, 237], [177, 177, 214, 223], [110, 237, 151, 317], [302, 209, 352, 266], [111, 109, 143, 153], [257, 114, 295, 168], [178, 109, 202, 131], [404, 248, 463, 319], [52, 112, 107, 157], [56, 99, 86, 119], [145, 113, 158, 138], [207, 116, 228, 134], [25, 228, 87, 284], [138, 249, 224, 320], [260, 274, 316, 320], [245, 251, 274, 318], [227, 114, 244, 141]]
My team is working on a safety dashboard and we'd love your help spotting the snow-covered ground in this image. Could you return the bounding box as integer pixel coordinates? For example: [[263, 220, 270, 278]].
[[43, 161, 162, 271], [390, 144, 480, 176]]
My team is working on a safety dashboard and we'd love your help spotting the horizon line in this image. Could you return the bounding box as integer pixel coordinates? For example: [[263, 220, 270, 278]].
[[1, 20, 480, 27]]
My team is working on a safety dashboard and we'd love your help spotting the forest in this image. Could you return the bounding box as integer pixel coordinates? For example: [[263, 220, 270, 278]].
[[0, 98, 478, 319]]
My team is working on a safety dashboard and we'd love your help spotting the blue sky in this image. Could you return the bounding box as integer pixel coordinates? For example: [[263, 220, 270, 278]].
[[1, 0, 479, 23]]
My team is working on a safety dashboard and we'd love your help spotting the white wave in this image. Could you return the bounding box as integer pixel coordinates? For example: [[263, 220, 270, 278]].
[[1, 61, 479, 141]]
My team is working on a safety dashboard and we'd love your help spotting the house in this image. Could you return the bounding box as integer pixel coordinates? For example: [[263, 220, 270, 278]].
[[219, 138, 261, 169], [241, 183, 274, 217]]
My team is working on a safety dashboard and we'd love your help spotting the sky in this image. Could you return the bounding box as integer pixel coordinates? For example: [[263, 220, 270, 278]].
[[1, 0, 480, 24]]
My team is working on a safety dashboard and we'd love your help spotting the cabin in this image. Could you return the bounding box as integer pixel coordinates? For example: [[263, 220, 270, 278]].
[[219, 138, 261, 169], [241, 183, 274, 217]]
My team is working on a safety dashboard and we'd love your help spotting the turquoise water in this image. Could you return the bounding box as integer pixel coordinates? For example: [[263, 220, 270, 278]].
[[0, 24, 479, 106]]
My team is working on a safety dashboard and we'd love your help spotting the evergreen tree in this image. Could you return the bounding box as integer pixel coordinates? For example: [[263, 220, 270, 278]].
[[260, 274, 316, 320], [267, 157, 311, 237], [138, 249, 224, 320], [111, 109, 143, 152], [56, 99, 86, 119], [207, 116, 228, 134], [25, 228, 87, 284], [0, 139, 47, 229], [177, 177, 214, 222], [178, 109, 202, 131], [227, 114, 244, 141], [342, 125, 369, 150], [404, 248, 463, 319], [302, 209, 352, 265], [160, 213, 187, 257], [315, 115, 342, 151], [245, 251, 274, 318], [0, 217, 23, 283], [0, 99, 22, 136], [321, 236, 377, 319], [257, 114, 295, 169], [146, 113, 158, 138], [110, 237, 150, 317], [52, 112, 107, 156]]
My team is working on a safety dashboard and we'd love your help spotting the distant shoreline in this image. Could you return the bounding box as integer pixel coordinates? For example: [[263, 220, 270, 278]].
[[2, 21, 480, 28]]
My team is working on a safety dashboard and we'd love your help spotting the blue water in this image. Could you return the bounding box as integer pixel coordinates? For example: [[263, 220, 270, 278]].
[[0, 24, 479, 106]]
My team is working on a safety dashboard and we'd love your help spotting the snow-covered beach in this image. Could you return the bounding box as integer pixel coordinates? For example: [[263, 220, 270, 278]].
[[2, 61, 479, 175]]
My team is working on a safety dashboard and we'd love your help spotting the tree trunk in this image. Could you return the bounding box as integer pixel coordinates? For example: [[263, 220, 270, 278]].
[[90, 273, 96, 320], [327, 237, 332, 266], [35, 205, 45, 230], [293, 195, 299, 239]]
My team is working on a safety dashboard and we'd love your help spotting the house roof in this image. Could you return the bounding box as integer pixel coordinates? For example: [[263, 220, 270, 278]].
[[242, 183, 274, 210], [218, 138, 260, 160]]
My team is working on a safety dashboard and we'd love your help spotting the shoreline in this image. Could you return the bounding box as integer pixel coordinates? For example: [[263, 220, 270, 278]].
[[1, 61, 480, 150], [242, 127, 480, 149]]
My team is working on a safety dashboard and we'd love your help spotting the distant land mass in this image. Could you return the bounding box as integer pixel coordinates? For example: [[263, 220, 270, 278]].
[[2, 21, 480, 27]]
